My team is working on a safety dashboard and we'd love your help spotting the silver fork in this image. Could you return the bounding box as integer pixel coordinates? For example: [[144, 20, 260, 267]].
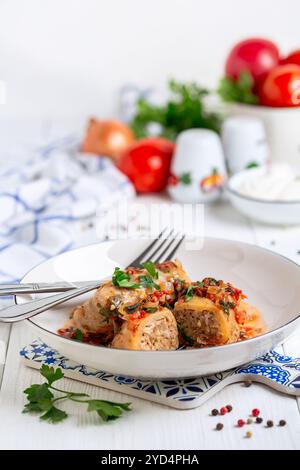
[[0, 230, 185, 322]]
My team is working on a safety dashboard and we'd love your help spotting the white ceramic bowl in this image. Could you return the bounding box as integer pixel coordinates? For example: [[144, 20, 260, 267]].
[[229, 104, 300, 166], [227, 168, 300, 225], [17, 238, 300, 379]]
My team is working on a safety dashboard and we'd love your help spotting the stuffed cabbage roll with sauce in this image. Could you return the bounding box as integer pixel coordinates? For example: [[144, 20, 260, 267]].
[[174, 277, 245, 347], [111, 307, 179, 350]]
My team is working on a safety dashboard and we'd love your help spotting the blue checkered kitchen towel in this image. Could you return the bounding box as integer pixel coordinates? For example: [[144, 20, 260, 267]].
[[0, 135, 135, 296]]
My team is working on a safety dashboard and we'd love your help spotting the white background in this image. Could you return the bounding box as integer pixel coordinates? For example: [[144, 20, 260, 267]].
[[0, 0, 300, 122]]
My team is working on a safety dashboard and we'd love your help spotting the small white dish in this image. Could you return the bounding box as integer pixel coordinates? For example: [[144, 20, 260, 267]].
[[16, 238, 300, 379], [227, 168, 300, 225]]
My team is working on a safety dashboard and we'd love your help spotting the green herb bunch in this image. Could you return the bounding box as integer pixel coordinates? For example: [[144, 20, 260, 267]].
[[130, 80, 222, 139]]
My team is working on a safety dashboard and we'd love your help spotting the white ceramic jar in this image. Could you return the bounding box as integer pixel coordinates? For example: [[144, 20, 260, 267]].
[[167, 129, 226, 203], [229, 104, 300, 166]]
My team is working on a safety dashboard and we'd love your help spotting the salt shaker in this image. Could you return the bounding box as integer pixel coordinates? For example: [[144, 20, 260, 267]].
[[167, 129, 226, 203], [221, 116, 269, 174]]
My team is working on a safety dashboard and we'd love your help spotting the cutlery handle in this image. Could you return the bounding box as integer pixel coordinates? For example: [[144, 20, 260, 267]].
[[0, 283, 100, 323], [0, 281, 100, 296]]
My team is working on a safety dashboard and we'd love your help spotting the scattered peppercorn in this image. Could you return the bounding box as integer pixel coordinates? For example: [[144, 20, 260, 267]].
[[256, 417, 263, 424], [216, 423, 224, 431], [211, 409, 219, 416], [266, 420, 274, 428], [244, 380, 252, 387], [252, 408, 260, 417], [245, 431, 252, 438], [247, 418, 253, 425], [226, 405, 233, 412], [237, 419, 246, 427], [279, 420, 286, 427], [220, 406, 228, 415]]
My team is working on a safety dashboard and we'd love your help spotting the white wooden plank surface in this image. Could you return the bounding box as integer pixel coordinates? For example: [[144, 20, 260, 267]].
[[0, 201, 299, 449], [0, 324, 11, 385], [0, 322, 299, 450]]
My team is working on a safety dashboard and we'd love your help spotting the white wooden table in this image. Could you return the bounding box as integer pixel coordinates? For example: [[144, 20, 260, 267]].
[[0, 121, 300, 450]]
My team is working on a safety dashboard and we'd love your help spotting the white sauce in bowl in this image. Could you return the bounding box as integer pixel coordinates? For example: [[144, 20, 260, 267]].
[[235, 164, 300, 202]]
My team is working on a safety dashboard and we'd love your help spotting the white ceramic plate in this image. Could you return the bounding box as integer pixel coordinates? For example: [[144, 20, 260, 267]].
[[227, 168, 300, 225], [17, 238, 300, 379]]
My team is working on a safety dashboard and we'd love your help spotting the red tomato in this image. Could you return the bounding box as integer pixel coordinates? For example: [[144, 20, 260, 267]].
[[281, 49, 300, 67], [259, 64, 300, 107], [225, 38, 279, 86], [117, 138, 174, 193]]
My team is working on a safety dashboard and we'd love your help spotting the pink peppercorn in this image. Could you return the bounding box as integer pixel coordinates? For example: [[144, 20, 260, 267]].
[[220, 406, 228, 415], [252, 408, 260, 417], [237, 419, 246, 427]]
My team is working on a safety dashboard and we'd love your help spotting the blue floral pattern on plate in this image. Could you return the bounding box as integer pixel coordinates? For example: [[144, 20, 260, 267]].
[[20, 340, 300, 409]]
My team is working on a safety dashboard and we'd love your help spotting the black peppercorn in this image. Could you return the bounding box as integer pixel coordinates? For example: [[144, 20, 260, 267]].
[[216, 423, 223, 431], [244, 380, 252, 387], [211, 409, 219, 416]]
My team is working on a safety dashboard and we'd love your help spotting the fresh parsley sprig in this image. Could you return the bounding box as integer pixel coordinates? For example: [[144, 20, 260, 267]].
[[218, 71, 259, 105], [112, 264, 160, 291], [112, 267, 140, 288], [142, 261, 158, 279], [138, 275, 160, 291], [23, 364, 131, 424], [185, 282, 204, 302]]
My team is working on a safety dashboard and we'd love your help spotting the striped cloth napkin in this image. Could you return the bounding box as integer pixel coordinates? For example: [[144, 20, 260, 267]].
[[0, 135, 135, 292]]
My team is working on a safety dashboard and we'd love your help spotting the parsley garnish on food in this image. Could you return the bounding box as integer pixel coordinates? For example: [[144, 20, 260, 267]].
[[112, 267, 140, 288], [23, 364, 131, 424], [74, 328, 83, 341], [218, 71, 259, 105], [143, 307, 158, 313], [142, 261, 158, 279], [177, 325, 194, 346], [138, 275, 160, 290], [184, 282, 204, 302], [219, 300, 236, 315]]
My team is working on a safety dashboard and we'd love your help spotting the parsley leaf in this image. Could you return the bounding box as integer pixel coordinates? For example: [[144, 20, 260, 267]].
[[40, 364, 64, 386], [218, 71, 259, 105], [184, 282, 204, 302], [185, 285, 194, 302], [143, 307, 158, 313], [142, 261, 158, 279], [177, 324, 194, 346], [112, 267, 139, 289], [40, 406, 68, 423], [139, 275, 160, 290], [219, 300, 236, 314], [74, 328, 83, 341], [87, 400, 131, 422], [24, 383, 53, 403]]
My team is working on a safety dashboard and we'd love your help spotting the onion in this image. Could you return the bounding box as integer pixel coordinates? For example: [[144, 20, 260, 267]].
[[81, 118, 134, 161]]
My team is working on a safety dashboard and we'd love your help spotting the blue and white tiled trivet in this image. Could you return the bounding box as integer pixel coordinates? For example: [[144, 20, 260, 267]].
[[20, 340, 300, 410]]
